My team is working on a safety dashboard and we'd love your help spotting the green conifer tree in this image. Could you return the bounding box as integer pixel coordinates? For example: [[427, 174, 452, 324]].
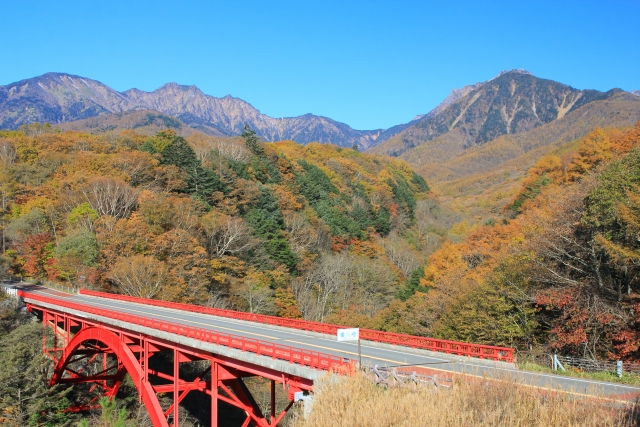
[[242, 125, 264, 155]]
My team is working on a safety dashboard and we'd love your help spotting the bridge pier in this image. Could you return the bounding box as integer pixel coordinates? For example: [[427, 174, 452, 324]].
[[29, 303, 311, 426]]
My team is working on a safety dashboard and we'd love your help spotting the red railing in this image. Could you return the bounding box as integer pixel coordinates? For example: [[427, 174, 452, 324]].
[[79, 290, 514, 362], [20, 291, 351, 372]]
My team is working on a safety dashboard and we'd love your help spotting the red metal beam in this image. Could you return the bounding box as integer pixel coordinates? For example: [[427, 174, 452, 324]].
[[152, 381, 207, 393], [58, 374, 121, 384]]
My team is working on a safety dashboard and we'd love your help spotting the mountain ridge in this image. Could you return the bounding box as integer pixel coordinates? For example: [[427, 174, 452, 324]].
[[1, 71, 637, 151], [0, 72, 385, 148], [55, 109, 225, 137]]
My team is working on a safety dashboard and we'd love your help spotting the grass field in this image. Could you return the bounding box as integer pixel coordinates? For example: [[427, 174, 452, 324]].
[[290, 372, 639, 427]]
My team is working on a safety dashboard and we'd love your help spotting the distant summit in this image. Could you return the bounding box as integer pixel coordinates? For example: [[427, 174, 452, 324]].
[[370, 69, 633, 157], [494, 69, 533, 78], [409, 70, 532, 123]]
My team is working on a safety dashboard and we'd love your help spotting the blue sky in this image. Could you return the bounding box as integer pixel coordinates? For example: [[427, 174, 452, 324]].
[[1, 0, 638, 130]]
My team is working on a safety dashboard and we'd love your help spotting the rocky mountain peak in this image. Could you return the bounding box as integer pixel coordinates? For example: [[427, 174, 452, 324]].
[[155, 82, 202, 92], [410, 71, 535, 123], [495, 69, 533, 77], [370, 70, 627, 157]]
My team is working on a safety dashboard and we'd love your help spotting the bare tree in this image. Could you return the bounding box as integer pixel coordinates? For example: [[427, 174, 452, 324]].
[[207, 285, 230, 309], [212, 138, 253, 163], [187, 133, 213, 163], [18, 122, 52, 136], [80, 177, 138, 219], [380, 232, 423, 277], [235, 280, 276, 314], [283, 211, 324, 257], [292, 273, 318, 321], [391, 208, 411, 234], [108, 255, 168, 299], [293, 252, 396, 321], [293, 252, 351, 321], [202, 213, 256, 258], [0, 140, 16, 169], [112, 150, 158, 187], [171, 197, 202, 234], [350, 256, 397, 316]]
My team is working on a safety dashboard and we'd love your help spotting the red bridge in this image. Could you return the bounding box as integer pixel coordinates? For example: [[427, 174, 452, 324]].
[[14, 284, 512, 426]]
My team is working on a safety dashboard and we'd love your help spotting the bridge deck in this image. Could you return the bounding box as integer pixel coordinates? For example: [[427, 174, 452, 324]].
[[14, 284, 640, 400]]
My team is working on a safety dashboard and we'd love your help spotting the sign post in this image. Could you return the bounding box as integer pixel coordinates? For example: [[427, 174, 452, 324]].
[[337, 328, 361, 367]]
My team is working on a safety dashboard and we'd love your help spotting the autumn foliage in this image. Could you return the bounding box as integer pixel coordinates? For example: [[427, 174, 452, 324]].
[[0, 125, 430, 321], [3, 121, 640, 362], [391, 122, 640, 360]]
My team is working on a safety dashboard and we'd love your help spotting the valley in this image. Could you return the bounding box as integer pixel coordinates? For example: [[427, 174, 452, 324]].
[[1, 69, 640, 426]]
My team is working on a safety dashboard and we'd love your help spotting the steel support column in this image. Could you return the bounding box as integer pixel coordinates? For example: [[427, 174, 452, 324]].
[[212, 361, 218, 427], [270, 380, 276, 424]]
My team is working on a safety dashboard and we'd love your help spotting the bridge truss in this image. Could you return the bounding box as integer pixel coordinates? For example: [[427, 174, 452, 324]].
[[30, 303, 314, 427]]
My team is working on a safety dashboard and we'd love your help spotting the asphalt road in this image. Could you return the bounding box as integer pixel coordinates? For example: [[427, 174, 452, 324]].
[[15, 284, 640, 400]]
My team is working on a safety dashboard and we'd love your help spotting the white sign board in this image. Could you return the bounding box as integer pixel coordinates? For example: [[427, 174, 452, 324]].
[[336, 328, 359, 342], [294, 391, 305, 402]]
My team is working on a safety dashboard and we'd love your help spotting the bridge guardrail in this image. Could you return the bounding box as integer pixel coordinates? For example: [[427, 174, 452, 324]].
[[0, 284, 18, 297], [80, 290, 514, 362], [20, 290, 352, 373]]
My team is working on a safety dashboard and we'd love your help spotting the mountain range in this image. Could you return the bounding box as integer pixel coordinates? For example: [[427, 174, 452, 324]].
[[0, 71, 637, 152], [0, 73, 386, 149]]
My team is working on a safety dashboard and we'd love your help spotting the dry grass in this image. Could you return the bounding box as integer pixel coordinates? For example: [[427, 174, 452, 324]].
[[291, 372, 639, 427]]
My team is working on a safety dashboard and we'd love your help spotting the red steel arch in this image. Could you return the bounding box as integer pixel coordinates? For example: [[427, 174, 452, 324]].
[[30, 303, 315, 427], [51, 327, 169, 427]]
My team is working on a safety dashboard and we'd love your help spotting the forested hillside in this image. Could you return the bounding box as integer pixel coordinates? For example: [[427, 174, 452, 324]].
[[407, 90, 640, 223], [0, 125, 443, 325], [2, 121, 640, 363], [367, 123, 640, 360], [2, 123, 640, 426]]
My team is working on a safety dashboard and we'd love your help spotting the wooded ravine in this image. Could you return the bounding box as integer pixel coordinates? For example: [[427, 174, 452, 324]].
[[1, 120, 640, 425]]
